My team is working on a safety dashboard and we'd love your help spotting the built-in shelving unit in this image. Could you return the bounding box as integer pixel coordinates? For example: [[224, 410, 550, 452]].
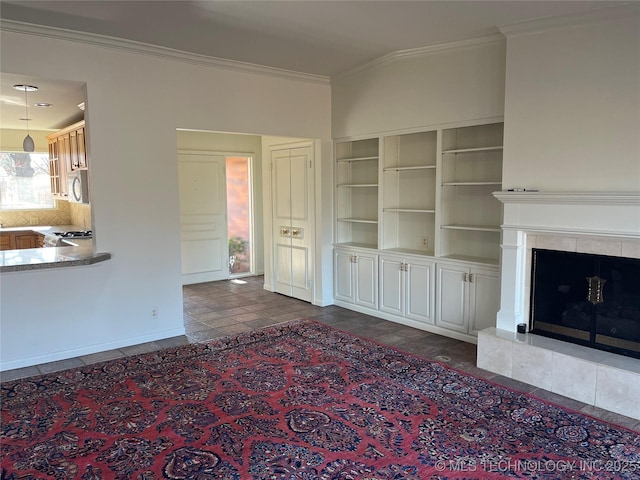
[[381, 131, 437, 254], [438, 122, 504, 264], [335, 138, 379, 248], [333, 120, 504, 341]]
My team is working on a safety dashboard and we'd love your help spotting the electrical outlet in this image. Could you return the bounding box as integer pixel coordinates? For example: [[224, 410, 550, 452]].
[[422, 237, 428, 247], [29, 218, 38, 225], [151, 308, 158, 319]]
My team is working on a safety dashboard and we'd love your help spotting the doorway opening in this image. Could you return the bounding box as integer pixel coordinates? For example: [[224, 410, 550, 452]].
[[226, 156, 253, 277]]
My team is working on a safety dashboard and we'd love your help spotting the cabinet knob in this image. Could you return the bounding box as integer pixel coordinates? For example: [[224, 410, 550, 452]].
[[281, 228, 289, 235], [292, 229, 299, 236], [469, 273, 474, 283]]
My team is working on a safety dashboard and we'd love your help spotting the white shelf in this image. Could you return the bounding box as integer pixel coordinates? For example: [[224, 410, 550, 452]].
[[335, 241, 378, 250], [439, 254, 500, 266], [337, 156, 378, 162], [337, 183, 378, 188], [383, 165, 436, 172], [442, 182, 502, 186], [337, 218, 378, 224], [442, 146, 503, 154], [441, 224, 501, 232], [383, 208, 435, 213]]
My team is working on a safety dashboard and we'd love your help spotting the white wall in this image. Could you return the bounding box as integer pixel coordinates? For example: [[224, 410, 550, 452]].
[[331, 38, 506, 138], [502, 9, 640, 191], [176, 130, 264, 275], [0, 26, 331, 370]]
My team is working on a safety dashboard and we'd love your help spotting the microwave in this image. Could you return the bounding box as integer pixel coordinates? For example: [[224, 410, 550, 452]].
[[67, 170, 89, 204]]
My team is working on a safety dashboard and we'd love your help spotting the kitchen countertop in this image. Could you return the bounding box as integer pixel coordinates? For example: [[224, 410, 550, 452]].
[[0, 225, 110, 273]]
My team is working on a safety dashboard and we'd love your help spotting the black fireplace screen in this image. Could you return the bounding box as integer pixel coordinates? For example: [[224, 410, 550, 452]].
[[530, 248, 640, 359]]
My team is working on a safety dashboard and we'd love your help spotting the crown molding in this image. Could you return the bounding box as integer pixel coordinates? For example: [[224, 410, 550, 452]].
[[333, 33, 505, 81], [499, 2, 639, 38], [0, 20, 330, 85]]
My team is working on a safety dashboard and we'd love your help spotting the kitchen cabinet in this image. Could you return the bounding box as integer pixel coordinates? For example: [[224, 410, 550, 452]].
[[334, 248, 378, 309], [69, 126, 87, 170], [0, 231, 44, 250], [379, 254, 434, 324], [47, 120, 86, 199], [435, 262, 500, 335]]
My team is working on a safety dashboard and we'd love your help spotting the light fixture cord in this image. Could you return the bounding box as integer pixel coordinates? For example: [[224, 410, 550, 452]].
[[23, 87, 30, 135]]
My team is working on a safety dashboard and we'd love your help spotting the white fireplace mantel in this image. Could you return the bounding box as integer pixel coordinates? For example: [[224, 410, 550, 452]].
[[494, 191, 640, 240]]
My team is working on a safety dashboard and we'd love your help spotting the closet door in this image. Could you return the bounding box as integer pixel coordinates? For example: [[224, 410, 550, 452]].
[[272, 145, 314, 302]]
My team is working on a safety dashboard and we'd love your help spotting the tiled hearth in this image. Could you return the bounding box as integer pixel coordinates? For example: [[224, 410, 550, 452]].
[[478, 192, 640, 420], [478, 328, 640, 420]]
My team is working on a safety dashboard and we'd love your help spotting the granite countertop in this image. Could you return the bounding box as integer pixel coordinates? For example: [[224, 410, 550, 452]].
[[0, 225, 111, 273]]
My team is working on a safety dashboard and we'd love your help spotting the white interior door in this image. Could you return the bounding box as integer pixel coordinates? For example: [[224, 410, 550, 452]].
[[271, 145, 313, 302], [179, 152, 228, 285]]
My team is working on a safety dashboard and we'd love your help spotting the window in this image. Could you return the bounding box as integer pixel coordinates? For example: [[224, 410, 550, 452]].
[[0, 152, 54, 210]]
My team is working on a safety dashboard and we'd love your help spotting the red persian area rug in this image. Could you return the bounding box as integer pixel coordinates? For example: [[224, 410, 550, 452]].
[[1, 320, 639, 479]]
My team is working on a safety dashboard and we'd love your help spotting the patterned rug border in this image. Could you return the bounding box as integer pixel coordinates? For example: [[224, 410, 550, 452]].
[[2, 318, 638, 434]]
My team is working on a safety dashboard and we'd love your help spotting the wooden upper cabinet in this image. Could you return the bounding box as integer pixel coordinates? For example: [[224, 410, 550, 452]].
[[47, 120, 86, 199]]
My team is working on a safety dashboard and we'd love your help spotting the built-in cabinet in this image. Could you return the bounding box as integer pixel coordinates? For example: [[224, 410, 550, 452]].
[[435, 262, 500, 335], [47, 120, 87, 199], [379, 254, 434, 324], [334, 248, 377, 309], [334, 120, 503, 342]]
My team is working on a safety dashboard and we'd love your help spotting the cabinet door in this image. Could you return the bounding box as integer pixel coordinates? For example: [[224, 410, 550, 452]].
[[468, 267, 500, 335], [0, 234, 13, 250], [14, 233, 38, 249], [76, 128, 87, 168], [354, 253, 378, 309], [69, 130, 79, 170], [379, 256, 403, 315], [406, 260, 434, 324], [58, 133, 70, 196], [436, 263, 468, 332], [334, 250, 355, 303], [48, 138, 61, 195]]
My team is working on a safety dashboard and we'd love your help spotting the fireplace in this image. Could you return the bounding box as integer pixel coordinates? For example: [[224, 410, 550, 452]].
[[530, 248, 640, 359], [476, 191, 640, 420]]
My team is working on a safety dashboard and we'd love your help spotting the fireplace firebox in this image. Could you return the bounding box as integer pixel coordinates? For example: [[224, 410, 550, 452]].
[[530, 248, 640, 359]]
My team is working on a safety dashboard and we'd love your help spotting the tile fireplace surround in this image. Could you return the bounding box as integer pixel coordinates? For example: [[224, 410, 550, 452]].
[[477, 191, 640, 420]]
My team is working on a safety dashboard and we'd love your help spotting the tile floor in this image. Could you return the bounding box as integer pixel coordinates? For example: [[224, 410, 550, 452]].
[[2, 275, 639, 431]]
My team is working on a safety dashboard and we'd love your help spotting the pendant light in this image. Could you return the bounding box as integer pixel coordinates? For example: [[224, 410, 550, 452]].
[[13, 84, 38, 152]]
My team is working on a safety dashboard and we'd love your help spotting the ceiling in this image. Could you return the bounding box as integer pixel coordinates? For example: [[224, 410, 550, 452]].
[[0, 0, 627, 131]]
